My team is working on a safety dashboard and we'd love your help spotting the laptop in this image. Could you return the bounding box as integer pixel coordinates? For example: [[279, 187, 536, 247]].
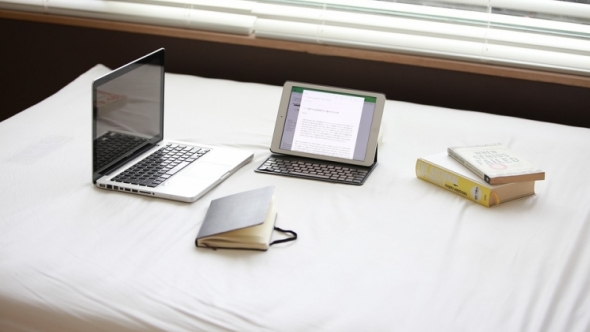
[[92, 48, 253, 202], [255, 81, 385, 185]]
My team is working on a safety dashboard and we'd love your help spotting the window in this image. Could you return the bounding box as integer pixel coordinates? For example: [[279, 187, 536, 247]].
[[1, 0, 589, 75]]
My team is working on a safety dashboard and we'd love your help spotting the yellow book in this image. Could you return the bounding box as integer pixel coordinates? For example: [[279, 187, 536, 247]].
[[416, 153, 535, 207]]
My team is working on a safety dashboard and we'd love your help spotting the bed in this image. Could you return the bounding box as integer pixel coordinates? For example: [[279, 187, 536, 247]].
[[1, 65, 589, 331]]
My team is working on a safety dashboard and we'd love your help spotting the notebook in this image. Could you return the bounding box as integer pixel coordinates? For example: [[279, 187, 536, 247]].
[[255, 81, 385, 185], [92, 48, 253, 202]]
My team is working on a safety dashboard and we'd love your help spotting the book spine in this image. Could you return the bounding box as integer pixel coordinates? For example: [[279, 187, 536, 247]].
[[416, 158, 494, 207], [447, 147, 491, 184]]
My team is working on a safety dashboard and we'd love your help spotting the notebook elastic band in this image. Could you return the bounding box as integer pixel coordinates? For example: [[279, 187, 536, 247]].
[[270, 227, 298, 246]]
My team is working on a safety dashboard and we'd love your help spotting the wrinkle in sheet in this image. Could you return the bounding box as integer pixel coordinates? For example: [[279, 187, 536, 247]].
[[533, 209, 590, 332], [143, 289, 234, 331], [417, 204, 554, 332], [7, 264, 157, 331], [126, 261, 279, 332]]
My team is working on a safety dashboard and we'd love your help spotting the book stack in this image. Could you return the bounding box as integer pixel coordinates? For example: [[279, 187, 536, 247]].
[[416, 143, 545, 207]]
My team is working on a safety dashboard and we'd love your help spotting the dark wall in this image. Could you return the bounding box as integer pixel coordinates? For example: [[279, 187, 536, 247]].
[[1, 17, 589, 127]]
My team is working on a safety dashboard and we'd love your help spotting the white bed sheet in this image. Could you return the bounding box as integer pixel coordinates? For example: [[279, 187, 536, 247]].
[[1, 65, 589, 332]]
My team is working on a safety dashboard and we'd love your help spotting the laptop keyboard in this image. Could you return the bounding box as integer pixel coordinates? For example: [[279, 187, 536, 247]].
[[94, 132, 148, 172], [112, 144, 209, 188], [256, 156, 372, 185]]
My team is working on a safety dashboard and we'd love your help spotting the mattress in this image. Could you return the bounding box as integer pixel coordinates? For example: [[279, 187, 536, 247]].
[[1, 65, 589, 331]]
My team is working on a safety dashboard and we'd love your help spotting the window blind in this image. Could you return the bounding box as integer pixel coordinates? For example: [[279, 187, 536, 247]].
[[0, 0, 257, 34], [1, 0, 589, 75]]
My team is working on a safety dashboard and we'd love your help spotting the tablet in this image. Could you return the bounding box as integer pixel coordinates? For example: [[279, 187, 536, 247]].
[[269, 81, 385, 167]]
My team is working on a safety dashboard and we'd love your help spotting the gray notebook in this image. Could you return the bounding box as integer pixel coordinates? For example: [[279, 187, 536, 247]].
[[196, 186, 277, 250]]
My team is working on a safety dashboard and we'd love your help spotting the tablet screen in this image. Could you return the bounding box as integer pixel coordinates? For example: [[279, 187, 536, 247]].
[[277, 85, 379, 162]]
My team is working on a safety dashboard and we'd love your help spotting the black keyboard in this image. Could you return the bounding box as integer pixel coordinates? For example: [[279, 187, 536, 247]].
[[112, 144, 209, 188], [94, 132, 147, 172], [255, 155, 374, 185]]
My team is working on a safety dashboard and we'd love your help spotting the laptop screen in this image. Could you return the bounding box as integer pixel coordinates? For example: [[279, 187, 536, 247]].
[[92, 49, 165, 182], [278, 86, 377, 162]]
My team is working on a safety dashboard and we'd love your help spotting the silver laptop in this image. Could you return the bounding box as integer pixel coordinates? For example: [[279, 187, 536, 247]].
[[92, 48, 253, 202], [255, 81, 385, 185]]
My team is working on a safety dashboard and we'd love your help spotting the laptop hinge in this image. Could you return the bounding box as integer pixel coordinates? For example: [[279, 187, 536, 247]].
[[100, 143, 156, 176], [374, 145, 378, 164]]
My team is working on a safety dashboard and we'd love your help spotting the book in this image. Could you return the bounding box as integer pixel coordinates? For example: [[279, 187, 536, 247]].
[[195, 186, 280, 251], [447, 143, 545, 185], [416, 153, 536, 207]]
